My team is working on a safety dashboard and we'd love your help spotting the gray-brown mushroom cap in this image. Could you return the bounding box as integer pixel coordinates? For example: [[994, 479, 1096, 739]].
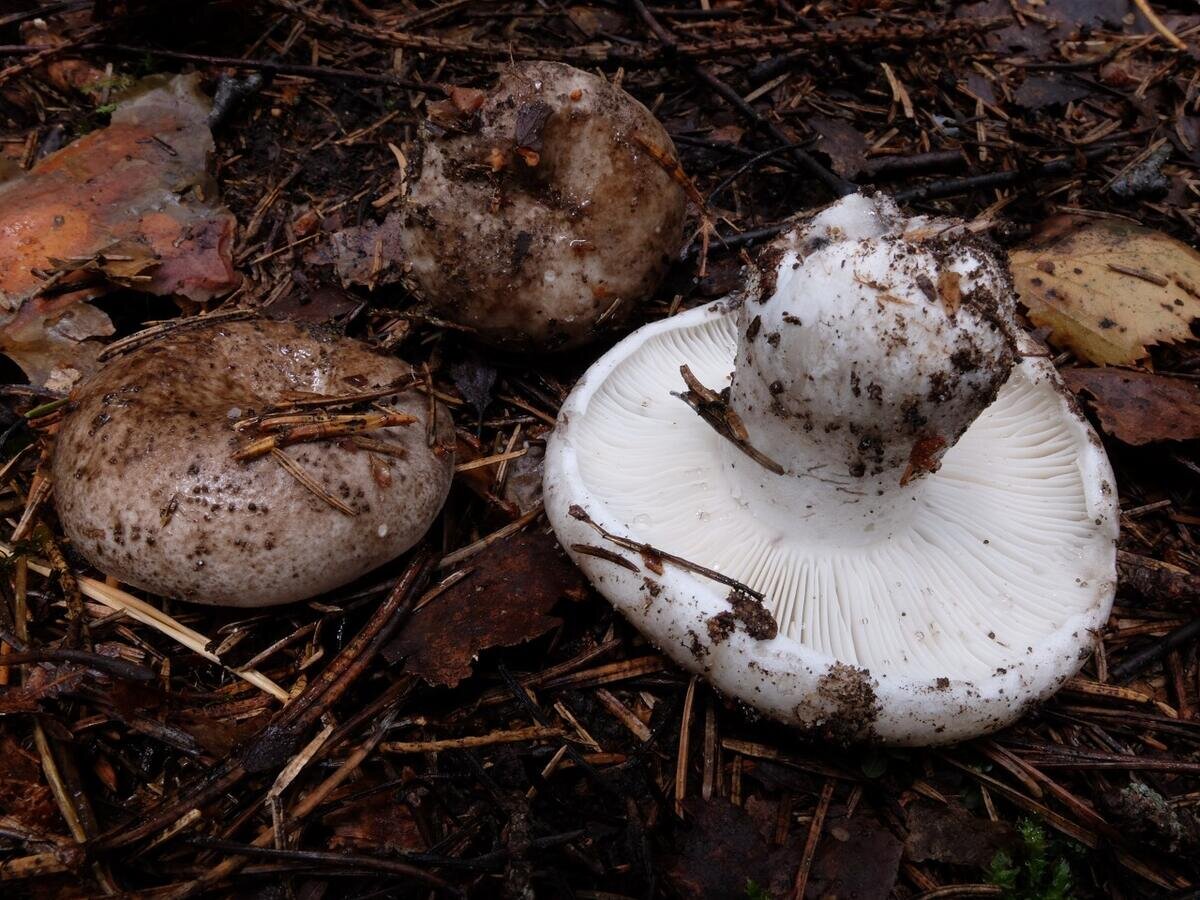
[[396, 61, 688, 351], [50, 318, 454, 607]]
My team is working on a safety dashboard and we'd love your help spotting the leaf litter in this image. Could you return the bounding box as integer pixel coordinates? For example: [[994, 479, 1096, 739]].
[[0, 72, 237, 388], [1011, 216, 1200, 366], [0, 2, 1199, 898]]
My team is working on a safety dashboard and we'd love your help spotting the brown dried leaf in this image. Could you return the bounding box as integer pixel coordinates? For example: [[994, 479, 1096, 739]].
[[383, 529, 587, 687], [665, 798, 804, 898], [1063, 368, 1200, 445], [808, 808, 904, 900], [19, 15, 106, 95], [0, 74, 239, 386], [448, 85, 486, 115], [0, 735, 58, 836], [321, 212, 407, 289], [1011, 216, 1200, 365], [324, 786, 425, 854], [811, 116, 869, 178], [904, 799, 1017, 868], [1013, 75, 1092, 110]]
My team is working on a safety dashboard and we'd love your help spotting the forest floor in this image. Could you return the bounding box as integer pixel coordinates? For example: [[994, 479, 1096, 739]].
[[1, 1, 1199, 898]]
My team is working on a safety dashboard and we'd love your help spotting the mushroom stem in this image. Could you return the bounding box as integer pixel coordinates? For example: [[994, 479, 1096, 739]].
[[717, 193, 1018, 546]]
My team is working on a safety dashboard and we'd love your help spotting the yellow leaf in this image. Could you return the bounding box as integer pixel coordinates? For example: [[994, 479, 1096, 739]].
[[1010, 215, 1200, 365]]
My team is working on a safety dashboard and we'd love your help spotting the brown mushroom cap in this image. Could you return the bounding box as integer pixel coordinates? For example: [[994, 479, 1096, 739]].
[[396, 61, 688, 351], [51, 318, 453, 607]]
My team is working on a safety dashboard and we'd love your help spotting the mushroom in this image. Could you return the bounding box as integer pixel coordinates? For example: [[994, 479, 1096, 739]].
[[395, 61, 688, 351], [544, 193, 1117, 745], [51, 317, 453, 607]]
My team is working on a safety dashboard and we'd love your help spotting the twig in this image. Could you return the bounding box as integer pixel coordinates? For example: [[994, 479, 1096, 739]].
[[98, 310, 256, 361], [674, 364, 784, 475], [674, 675, 697, 817], [1130, 0, 1187, 50], [0, 543, 289, 701], [629, 0, 854, 198], [568, 504, 765, 601], [269, 448, 357, 516], [89, 42, 446, 91], [236, 410, 416, 460], [792, 779, 835, 900], [381, 725, 563, 753], [437, 504, 543, 569], [1109, 616, 1200, 681]]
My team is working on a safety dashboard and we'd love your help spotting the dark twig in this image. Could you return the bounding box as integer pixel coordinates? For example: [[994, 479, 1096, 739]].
[[1110, 616, 1200, 682], [674, 364, 784, 475], [704, 144, 1120, 255], [90, 43, 444, 92], [629, 0, 854, 198], [183, 839, 463, 895], [0, 646, 156, 682], [99, 549, 433, 850]]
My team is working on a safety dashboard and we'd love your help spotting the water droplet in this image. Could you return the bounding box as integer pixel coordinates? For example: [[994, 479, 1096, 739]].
[[633, 514, 652, 528]]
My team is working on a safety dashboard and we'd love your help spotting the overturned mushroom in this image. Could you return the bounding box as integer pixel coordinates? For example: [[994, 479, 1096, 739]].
[[51, 317, 453, 607], [545, 193, 1118, 745], [395, 61, 688, 350]]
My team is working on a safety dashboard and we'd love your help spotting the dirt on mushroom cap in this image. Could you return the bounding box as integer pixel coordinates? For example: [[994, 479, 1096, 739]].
[[50, 318, 453, 608], [394, 61, 688, 351]]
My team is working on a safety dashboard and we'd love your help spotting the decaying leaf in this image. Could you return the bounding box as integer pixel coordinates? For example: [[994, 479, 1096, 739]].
[[0, 735, 59, 837], [1010, 216, 1200, 365], [665, 798, 804, 898], [811, 116, 870, 178], [809, 808, 904, 900], [450, 353, 498, 421], [324, 785, 426, 854], [1063, 368, 1200, 445], [904, 798, 1018, 868], [0, 73, 239, 386], [320, 212, 407, 290], [19, 14, 107, 95], [1012, 75, 1091, 110], [383, 529, 588, 687]]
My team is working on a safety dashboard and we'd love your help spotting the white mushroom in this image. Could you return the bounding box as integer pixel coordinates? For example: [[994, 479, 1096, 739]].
[[544, 193, 1117, 745], [394, 61, 687, 351]]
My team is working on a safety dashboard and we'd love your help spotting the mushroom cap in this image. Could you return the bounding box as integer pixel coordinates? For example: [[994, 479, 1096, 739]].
[[544, 195, 1117, 745], [395, 61, 688, 351], [51, 318, 453, 607]]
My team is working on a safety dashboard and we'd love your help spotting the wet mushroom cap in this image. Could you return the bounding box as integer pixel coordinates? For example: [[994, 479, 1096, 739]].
[[544, 194, 1118, 745], [51, 318, 454, 607], [396, 61, 688, 351]]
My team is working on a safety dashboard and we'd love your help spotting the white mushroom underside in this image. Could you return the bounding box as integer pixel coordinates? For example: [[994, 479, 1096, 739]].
[[569, 307, 1113, 684]]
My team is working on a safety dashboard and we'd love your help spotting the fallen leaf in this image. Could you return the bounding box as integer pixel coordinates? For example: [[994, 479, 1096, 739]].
[[324, 784, 426, 854], [1063, 368, 1200, 445], [708, 124, 745, 146], [1013, 75, 1092, 110], [320, 212, 406, 289], [665, 798, 804, 899], [0, 735, 58, 837], [450, 353, 497, 420], [0, 73, 239, 386], [810, 117, 869, 178], [808, 807, 904, 900], [383, 529, 587, 687], [1102, 783, 1200, 856], [264, 284, 362, 325], [1010, 216, 1200, 365], [502, 444, 545, 515], [904, 798, 1017, 868], [19, 14, 106, 95], [448, 85, 486, 115]]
